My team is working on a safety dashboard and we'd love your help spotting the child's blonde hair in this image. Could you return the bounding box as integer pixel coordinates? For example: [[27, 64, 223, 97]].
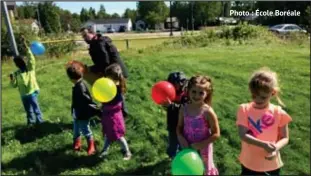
[[187, 75, 213, 106], [249, 67, 285, 107]]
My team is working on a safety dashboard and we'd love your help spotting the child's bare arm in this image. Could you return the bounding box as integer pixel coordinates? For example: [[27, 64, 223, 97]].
[[20, 36, 36, 70], [206, 107, 220, 141], [10, 73, 17, 88], [275, 125, 289, 151], [176, 106, 189, 148], [238, 125, 276, 153]]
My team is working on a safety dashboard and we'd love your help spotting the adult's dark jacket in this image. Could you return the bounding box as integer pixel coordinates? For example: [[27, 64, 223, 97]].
[[88, 34, 129, 78], [71, 80, 101, 120]]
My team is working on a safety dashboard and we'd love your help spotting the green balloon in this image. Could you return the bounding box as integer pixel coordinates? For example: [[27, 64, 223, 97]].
[[171, 148, 205, 175]]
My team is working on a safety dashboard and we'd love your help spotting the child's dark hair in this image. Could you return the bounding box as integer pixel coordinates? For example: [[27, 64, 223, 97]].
[[80, 26, 95, 34], [105, 64, 126, 94], [187, 75, 213, 106], [66, 60, 84, 80], [167, 71, 188, 93], [13, 55, 27, 72]]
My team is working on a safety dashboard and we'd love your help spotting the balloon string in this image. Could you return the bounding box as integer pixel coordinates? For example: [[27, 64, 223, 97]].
[[40, 39, 75, 44]]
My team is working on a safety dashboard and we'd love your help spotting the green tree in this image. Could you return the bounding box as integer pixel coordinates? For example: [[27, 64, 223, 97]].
[[59, 10, 73, 31], [111, 13, 120, 18], [23, 2, 36, 19], [71, 13, 82, 32], [80, 8, 90, 22], [123, 8, 137, 23], [224, 2, 232, 17], [17, 6, 25, 19], [305, 6, 311, 25], [137, 1, 168, 29], [305, 6, 311, 32], [193, 2, 222, 26], [38, 2, 61, 33], [16, 2, 37, 19], [89, 7, 96, 20], [145, 11, 163, 28], [171, 2, 189, 29], [97, 5, 108, 19]]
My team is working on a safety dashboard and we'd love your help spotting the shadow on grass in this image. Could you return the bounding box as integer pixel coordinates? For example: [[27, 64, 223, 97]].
[[2, 144, 102, 175], [100, 159, 171, 176], [2, 122, 72, 145]]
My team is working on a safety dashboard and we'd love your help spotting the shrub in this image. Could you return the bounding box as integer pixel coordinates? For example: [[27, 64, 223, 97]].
[[158, 23, 288, 50], [1, 28, 78, 60], [218, 23, 259, 40], [1, 24, 38, 60], [218, 25, 233, 39], [284, 32, 309, 46], [231, 23, 258, 40], [40, 33, 77, 58]]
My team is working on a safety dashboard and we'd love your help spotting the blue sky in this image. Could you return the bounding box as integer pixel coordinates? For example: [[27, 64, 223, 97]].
[[16, 2, 170, 16]]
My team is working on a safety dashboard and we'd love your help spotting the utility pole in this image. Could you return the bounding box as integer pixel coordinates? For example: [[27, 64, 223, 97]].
[[36, 2, 42, 28], [1, 1, 19, 56], [186, 18, 189, 31], [222, 1, 225, 17], [191, 1, 194, 31], [170, 1, 173, 36], [283, 1, 286, 23]]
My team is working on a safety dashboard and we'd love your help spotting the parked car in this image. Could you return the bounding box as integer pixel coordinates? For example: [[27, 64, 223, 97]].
[[119, 26, 127, 32], [107, 28, 115, 33], [269, 24, 307, 34], [216, 17, 238, 25]]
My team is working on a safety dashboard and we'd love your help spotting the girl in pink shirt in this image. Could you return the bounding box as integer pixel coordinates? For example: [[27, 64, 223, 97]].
[[176, 75, 220, 175], [236, 67, 292, 175]]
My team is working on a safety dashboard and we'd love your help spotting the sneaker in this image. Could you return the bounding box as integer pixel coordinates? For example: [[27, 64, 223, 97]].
[[98, 150, 109, 158], [123, 152, 132, 160]]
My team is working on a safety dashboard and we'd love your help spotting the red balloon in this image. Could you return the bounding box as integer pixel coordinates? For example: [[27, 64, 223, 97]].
[[151, 81, 176, 105]]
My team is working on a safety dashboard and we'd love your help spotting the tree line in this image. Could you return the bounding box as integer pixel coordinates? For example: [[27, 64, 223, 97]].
[[11, 1, 311, 34]]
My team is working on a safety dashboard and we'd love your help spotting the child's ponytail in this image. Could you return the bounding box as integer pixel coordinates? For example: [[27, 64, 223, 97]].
[[119, 73, 127, 94], [274, 87, 286, 108], [105, 63, 126, 94]]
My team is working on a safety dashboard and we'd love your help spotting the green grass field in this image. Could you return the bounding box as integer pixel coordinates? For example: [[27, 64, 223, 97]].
[[1, 40, 310, 175], [113, 37, 174, 51]]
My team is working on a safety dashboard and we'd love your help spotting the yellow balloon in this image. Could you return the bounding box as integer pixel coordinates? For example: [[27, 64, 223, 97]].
[[92, 77, 117, 103]]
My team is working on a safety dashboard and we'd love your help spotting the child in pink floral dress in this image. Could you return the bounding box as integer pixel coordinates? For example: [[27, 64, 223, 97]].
[[176, 75, 220, 175]]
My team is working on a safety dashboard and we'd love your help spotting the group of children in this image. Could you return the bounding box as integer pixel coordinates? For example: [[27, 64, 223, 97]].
[[65, 61, 132, 160], [10, 40, 292, 175], [10, 39, 132, 160], [164, 70, 292, 175]]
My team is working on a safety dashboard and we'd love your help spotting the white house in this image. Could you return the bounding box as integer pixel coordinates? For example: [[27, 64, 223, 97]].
[[17, 19, 40, 34], [82, 18, 132, 33]]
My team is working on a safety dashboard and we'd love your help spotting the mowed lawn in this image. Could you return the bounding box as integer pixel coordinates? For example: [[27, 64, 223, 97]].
[[1, 42, 310, 175], [112, 37, 174, 51]]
